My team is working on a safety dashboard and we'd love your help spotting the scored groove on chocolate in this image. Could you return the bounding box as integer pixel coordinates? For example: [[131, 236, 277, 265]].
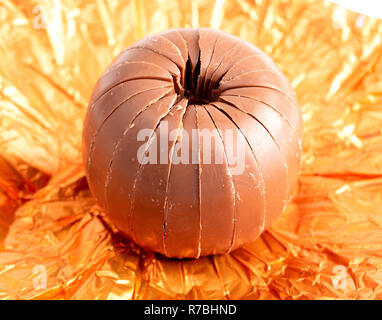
[[128, 94, 179, 244], [203, 105, 237, 253], [206, 39, 240, 96], [86, 86, 173, 207], [165, 105, 200, 257], [220, 91, 302, 142], [211, 101, 289, 228], [82, 28, 303, 258], [212, 99, 290, 198], [162, 100, 189, 256], [220, 95, 302, 199], [209, 102, 268, 234]]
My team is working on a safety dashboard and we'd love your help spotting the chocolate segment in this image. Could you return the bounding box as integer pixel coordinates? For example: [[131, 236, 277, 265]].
[[83, 79, 173, 163], [204, 104, 267, 249], [131, 35, 185, 75], [220, 54, 277, 82], [88, 61, 173, 106], [112, 47, 181, 81], [219, 95, 301, 198], [165, 105, 201, 258], [202, 33, 238, 97], [220, 87, 303, 141], [196, 106, 235, 256], [177, 29, 200, 75], [83, 28, 303, 258], [88, 89, 174, 207], [207, 41, 261, 96], [177, 29, 200, 93], [130, 99, 188, 254], [161, 30, 188, 69], [103, 92, 178, 237], [195, 29, 219, 98], [217, 69, 296, 103], [211, 101, 289, 227]]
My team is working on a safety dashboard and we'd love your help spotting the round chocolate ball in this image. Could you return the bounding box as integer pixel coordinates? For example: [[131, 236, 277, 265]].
[[82, 28, 303, 258]]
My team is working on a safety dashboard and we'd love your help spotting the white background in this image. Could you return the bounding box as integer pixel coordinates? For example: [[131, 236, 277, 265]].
[[331, 0, 382, 19]]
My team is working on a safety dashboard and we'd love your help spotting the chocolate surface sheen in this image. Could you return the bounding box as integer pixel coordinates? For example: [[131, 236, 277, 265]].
[[82, 28, 303, 259]]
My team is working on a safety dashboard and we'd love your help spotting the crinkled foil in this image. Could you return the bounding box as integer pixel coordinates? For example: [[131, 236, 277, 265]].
[[0, 0, 382, 300]]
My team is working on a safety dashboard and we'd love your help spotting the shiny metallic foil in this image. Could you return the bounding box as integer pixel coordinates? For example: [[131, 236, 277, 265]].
[[0, 0, 382, 300]]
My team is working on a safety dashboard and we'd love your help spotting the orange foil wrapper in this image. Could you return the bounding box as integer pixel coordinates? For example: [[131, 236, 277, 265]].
[[1, 0, 382, 300]]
